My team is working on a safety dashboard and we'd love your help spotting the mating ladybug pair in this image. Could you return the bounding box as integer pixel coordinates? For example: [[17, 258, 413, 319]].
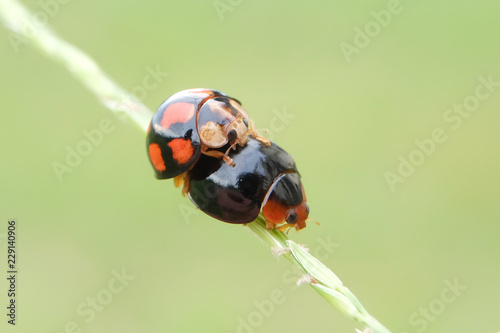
[[146, 88, 310, 231]]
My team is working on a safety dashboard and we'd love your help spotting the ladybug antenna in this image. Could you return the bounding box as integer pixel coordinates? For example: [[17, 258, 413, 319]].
[[306, 218, 320, 227]]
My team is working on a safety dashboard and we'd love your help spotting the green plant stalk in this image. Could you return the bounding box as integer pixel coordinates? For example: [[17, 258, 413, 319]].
[[247, 217, 390, 333], [0, 1, 391, 332], [0, 0, 153, 132]]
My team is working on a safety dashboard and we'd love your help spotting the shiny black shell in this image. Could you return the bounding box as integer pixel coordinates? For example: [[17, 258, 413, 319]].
[[186, 137, 304, 224]]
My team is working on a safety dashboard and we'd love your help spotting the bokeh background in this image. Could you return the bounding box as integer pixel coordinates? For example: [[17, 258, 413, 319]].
[[1, 0, 499, 332]]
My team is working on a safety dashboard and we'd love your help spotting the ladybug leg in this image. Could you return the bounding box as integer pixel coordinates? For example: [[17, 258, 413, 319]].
[[254, 134, 271, 147], [173, 173, 184, 188], [224, 140, 240, 155], [173, 172, 189, 196], [182, 176, 190, 197], [277, 223, 294, 233], [266, 220, 295, 234], [248, 119, 271, 147], [265, 219, 276, 230], [201, 147, 235, 166]]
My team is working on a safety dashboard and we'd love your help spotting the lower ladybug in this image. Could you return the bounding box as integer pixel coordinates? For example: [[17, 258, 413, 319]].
[[180, 137, 309, 232], [146, 88, 269, 180]]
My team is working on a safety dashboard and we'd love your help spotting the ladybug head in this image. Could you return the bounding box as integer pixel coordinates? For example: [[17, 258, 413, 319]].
[[226, 98, 253, 146], [261, 173, 309, 232], [226, 113, 250, 146], [283, 201, 309, 231]]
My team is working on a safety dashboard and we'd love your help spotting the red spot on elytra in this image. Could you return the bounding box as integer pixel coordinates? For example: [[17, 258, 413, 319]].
[[168, 138, 194, 164], [149, 143, 166, 171], [160, 102, 195, 129]]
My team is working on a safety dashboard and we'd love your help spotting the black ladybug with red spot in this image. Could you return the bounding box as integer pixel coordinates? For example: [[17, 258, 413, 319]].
[[147, 88, 269, 179], [146, 88, 310, 231]]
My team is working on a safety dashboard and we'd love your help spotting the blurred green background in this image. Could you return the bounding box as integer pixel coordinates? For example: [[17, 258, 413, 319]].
[[1, 0, 499, 332]]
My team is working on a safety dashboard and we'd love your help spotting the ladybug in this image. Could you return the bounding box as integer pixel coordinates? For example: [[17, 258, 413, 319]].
[[147, 88, 270, 180], [179, 137, 310, 232]]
